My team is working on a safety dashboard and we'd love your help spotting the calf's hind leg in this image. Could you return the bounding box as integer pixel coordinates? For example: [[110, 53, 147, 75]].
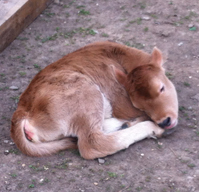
[[77, 119, 164, 160]]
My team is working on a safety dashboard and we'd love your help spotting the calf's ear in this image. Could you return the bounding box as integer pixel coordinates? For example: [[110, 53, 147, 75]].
[[113, 67, 127, 86], [150, 47, 163, 67]]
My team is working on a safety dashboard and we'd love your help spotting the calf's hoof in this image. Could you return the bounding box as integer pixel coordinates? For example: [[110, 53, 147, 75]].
[[162, 128, 176, 137]]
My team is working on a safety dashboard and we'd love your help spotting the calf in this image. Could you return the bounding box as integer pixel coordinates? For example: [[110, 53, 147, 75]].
[[11, 41, 178, 159]]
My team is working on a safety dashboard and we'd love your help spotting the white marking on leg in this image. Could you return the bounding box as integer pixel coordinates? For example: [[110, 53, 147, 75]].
[[103, 118, 126, 133], [111, 121, 164, 149]]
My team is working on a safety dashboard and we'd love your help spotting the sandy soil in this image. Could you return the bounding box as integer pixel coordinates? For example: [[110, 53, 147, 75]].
[[0, 0, 199, 191]]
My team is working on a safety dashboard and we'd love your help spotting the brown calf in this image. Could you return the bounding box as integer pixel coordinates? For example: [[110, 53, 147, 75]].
[[11, 41, 178, 159]]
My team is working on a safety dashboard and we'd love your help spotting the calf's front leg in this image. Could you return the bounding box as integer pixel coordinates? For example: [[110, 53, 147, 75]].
[[78, 121, 164, 159]]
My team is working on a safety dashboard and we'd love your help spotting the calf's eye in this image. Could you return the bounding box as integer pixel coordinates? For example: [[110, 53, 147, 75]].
[[160, 86, 165, 92]]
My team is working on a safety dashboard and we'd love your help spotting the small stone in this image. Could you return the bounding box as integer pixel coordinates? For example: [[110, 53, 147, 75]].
[[178, 42, 183, 46], [161, 31, 170, 37], [22, 164, 25, 167], [6, 186, 11, 191], [9, 85, 19, 90], [98, 158, 105, 164], [94, 182, 98, 186], [141, 153, 144, 156], [142, 16, 150, 20], [4, 140, 9, 144], [9, 142, 14, 145], [54, 0, 60, 4], [43, 166, 49, 170], [39, 178, 44, 183], [4, 150, 9, 155], [188, 106, 193, 110], [188, 23, 194, 28], [158, 142, 163, 146], [192, 94, 199, 101], [93, 30, 99, 34]]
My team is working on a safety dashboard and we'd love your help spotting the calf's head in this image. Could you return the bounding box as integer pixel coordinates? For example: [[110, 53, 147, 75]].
[[116, 47, 178, 129]]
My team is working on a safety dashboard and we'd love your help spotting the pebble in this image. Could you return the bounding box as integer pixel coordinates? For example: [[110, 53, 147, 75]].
[[9, 142, 14, 145], [192, 94, 199, 101], [6, 186, 12, 191], [94, 182, 98, 185], [43, 166, 49, 170], [4, 140, 9, 144], [39, 178, 44, 183], [188, 106, 193, 110], [9, 85, 19, 90], [98, 158, 105, 164], [4, 150, 9, 155], [161, 31, 170, 37], [54, 0, 60, 4], [178, 42, 183, 46], [93, 30, 99, 34], [158, 142, 163, 146], [142, 16, 150, 20], [188, 23, 194, 28], [141, 153, 144, 156]]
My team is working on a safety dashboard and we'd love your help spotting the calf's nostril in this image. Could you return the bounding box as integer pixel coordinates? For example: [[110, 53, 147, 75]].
[[158, 117, 171, 128], [164, 117, 171, 126]]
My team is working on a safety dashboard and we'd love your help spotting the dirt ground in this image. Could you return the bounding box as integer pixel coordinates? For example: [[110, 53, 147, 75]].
[[0, 0, 199, 191]]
